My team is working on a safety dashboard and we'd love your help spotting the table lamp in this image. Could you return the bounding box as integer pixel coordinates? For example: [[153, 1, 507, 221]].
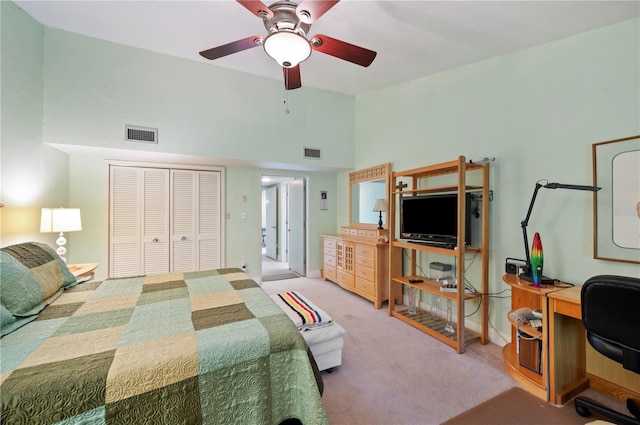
[[40, 208, 82, 263], [372, 198, 387, 230], [519, 181, 600, 285]]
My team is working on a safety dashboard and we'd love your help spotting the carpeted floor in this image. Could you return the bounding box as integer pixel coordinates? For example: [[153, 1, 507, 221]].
[[442, 387, 615, 425], [261, 276, 630, 425], [262, 276, 516, 424]]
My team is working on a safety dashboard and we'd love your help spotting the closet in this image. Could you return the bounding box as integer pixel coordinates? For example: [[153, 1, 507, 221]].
[[109, 164, 223, 278]]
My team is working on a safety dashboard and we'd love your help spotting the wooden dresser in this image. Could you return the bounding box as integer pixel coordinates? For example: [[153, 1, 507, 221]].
[[323, 227, 399, 309]]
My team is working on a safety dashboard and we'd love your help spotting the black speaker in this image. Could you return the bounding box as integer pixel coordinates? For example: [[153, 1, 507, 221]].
[[505, 258, 526, 275]]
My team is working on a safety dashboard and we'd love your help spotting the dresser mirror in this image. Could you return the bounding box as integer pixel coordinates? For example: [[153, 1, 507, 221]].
[[349, 163, 391, 228]]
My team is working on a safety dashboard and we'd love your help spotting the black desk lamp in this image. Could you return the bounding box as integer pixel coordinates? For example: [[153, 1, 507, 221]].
[[519, 180, 601, 285]]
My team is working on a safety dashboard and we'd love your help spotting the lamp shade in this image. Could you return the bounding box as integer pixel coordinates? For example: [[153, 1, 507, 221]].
[[40, 208, 82, 233], [372, 198, 387, 212], [263, 31, 311, 68]]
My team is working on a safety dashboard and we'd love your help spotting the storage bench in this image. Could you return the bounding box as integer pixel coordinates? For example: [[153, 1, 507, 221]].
[[271, 291, 346, 372]]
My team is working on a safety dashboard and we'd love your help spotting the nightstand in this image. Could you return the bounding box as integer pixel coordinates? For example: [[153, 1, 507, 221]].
[[68, 263, 98, 282]]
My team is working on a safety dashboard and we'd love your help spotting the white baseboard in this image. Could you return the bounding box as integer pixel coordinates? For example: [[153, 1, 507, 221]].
[[308, 269, 322, 279]]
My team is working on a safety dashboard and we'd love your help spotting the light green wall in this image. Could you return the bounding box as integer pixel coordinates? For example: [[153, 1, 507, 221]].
[[2, 4, 349, 279], [2, 0, 638, 340], [0, 1, 69, 247], [65, 154, 338, 281], [42, 27, 355, 170], [224, 167, 337, 279], [354, 18, 640, 333]]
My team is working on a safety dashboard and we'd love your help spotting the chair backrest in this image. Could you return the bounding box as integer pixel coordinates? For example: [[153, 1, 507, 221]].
[[581, 275, 640, 374]]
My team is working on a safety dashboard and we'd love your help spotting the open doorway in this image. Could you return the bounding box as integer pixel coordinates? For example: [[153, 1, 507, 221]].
[[261, 175, 306, 281]]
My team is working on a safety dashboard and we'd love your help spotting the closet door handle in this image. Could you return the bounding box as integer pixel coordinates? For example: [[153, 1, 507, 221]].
[[152, 238, 159, 242], [181, 236, 187, 241]]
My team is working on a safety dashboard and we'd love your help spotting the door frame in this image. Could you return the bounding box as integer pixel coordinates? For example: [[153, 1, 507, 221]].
[[260, 174, 308, 278]]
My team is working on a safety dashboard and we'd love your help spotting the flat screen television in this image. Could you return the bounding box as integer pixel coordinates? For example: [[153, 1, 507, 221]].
[[400, 193, 472, 247]]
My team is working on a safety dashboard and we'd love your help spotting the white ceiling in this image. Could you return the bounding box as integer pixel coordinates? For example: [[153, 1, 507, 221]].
[[14, 1, 640, 95]]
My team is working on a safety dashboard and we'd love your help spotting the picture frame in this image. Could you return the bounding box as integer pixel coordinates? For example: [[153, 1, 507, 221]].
[[592, 135, 640, 264]]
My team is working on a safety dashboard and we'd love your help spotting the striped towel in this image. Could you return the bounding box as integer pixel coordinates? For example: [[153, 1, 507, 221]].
[[272, 291, 332, 331]]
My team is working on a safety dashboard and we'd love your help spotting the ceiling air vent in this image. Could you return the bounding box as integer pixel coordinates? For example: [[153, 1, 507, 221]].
[[304, 147, 321, 160], [125, 125, 158, 144]]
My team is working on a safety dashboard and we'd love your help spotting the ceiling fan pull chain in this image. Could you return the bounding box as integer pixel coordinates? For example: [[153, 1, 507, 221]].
[[283, 87, 290, 114]]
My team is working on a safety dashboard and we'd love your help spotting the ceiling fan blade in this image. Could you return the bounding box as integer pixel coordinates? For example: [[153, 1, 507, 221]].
[[199, 36, 263, 60], [311, 34, 377, 67], [296, 0, 339, 23], [237, 0, 273, 19], [283, 65, 302, 90]]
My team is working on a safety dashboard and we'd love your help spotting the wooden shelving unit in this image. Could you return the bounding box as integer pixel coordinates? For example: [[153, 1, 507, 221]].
[[388, 156, 490, 354]]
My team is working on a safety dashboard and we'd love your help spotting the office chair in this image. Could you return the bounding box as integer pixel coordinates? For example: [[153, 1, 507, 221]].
[[574, 275, 640, 425]]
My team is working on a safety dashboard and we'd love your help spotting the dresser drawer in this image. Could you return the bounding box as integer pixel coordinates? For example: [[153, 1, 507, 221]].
[[355, 264, 375, 281], [324, 238, 336, 250], [324, 247, 336, 257], [356, 254, 375, 268], [337, 270, 354, 287], [324, 265, 337, 281], [356, 245, 375, 258], [324, 255, 336, 267], [355, 276, 374, 296]]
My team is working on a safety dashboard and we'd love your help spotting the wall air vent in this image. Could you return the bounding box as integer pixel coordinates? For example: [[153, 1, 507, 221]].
[[304, 147, 321, 159], [125, 125, 158, 144]]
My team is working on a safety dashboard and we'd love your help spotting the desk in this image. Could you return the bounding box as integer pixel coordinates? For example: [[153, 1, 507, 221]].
[[502, 274, 563, 401], [505, 275, 640, 406], [548, 285, 588, 404]]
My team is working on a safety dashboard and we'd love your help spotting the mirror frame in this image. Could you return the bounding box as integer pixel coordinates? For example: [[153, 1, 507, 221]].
[[349, 163, 391, 229]]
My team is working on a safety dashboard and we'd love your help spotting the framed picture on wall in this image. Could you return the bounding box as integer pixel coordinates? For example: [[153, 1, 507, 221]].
[[592, 135, 640, 264]]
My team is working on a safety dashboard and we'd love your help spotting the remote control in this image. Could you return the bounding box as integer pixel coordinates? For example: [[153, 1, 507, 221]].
[[408, 278, 423, 283]]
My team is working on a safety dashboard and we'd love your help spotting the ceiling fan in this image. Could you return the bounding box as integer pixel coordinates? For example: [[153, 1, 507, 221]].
[[199, 0, 377, 90]]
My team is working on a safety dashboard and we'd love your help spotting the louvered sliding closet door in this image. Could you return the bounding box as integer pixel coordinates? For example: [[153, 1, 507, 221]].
[[110, 166, 141, 278], [197, 171, 221, 270], [141, 169, 170, 275], [110, 166, 170, 278], [111, 165, 222, 277], [171, 170, 197, 272], [170, 170, 221, 272]]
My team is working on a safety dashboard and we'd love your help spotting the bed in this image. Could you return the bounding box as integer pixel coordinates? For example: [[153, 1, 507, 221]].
[[0, 242, 327, 425]]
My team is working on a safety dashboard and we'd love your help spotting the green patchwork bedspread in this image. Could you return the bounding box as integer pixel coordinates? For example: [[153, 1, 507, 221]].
[[0, 268, 327, 425]]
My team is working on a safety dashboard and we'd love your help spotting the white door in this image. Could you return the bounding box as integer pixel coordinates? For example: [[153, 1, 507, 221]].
[[170, 170, 222, 272], [288, 178, 305, 276], [265, 186, 278, 260], [110, 166, 170, 278], [141, 168, 170, 275], [196, 171, 222, 270], [171, 170, 197, 272], [110, 166, 142, 278]]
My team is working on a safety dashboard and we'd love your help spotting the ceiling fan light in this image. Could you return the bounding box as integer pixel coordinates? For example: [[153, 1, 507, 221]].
[[264, 31, 311, 68]]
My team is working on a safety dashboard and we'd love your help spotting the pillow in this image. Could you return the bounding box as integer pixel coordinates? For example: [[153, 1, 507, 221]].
[[0, 242, 77, 318], [0, 303, 37, 337]]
